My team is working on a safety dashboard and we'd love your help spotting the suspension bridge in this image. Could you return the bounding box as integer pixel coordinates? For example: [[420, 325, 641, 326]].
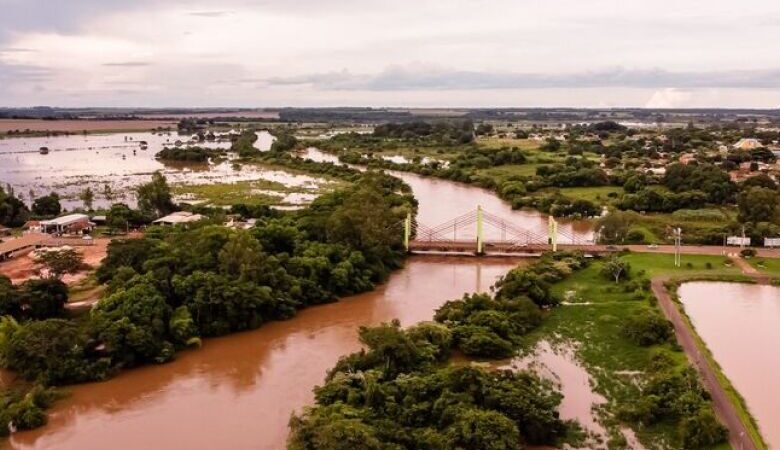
[[403, 206, 602, 256]]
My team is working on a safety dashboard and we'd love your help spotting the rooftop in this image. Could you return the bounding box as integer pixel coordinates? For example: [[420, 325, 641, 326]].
[[40, 214, 90, 227], [153, 211, 206, 224]]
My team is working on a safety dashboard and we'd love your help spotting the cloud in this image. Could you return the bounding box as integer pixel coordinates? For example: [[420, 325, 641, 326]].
[[187, 11, 230, 18], [644, 89, 694, 108], [0, 62, 53, 82], [102, 61, 152, 67], [264, 66, 780, 91]]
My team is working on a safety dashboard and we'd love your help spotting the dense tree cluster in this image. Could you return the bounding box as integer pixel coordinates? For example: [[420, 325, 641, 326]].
[[289, 254, 594, 450], [290, 321, 567, 450], [136, 172, 176, 217], [0, 186, 29, 227], [618, 187, 709, 213], [232, 129, 261, 157], [373, 121, 475, 145], [621, 310, 673, 346], [494, 252, 589, 308], [662, 163, 735, 204], [450, 147, 526, 169], [512, 192, 600, 219], [31, 193, 61, 218], [0, 276, 68, 321], [619, 352, 726, 449], [155, 146, 216, 162], [0, 174, 412, 386], [0, 384, 58, 436], [535, 159, 609, 188], [270, 130, 299, 153]]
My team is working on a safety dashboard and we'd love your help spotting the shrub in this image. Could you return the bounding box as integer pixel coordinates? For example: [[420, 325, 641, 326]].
[[622, 310, 673, 346]]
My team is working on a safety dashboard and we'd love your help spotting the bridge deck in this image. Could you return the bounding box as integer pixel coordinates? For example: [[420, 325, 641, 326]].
[[408, 240, 604, 255]]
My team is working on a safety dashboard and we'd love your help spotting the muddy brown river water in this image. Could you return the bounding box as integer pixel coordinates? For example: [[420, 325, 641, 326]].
[[3, 142, 598, 449], [6, 257, 525, 450], [679, 282, 780, 449]]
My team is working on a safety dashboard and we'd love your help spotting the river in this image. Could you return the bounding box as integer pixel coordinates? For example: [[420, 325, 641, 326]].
[[4, 143, 595, 449], [679, 282, 780, 449]]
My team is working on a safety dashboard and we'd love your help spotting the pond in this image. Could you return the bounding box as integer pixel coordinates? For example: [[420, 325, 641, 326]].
[[679, 281, 780, 448]]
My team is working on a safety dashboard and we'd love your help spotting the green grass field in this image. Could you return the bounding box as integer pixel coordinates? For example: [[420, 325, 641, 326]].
[[525, 253, 745, 449], [748, 256, 780, 278], [557, 186, 624, 204]]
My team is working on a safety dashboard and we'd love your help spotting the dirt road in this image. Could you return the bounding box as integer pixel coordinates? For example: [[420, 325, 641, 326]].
[[652, 275, 760, 450]]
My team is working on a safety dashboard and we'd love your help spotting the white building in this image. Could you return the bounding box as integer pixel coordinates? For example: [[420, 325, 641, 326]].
[[40, 214, 93, 235], [152, 211, 206, 226]]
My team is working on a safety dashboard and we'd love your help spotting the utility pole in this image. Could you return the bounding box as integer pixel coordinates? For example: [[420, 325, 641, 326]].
[[673, 227, 682, 267], [476, 205, 484, 255], [741, 225, 746, 250]]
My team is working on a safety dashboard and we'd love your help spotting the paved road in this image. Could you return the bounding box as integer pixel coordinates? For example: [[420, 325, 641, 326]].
[[652, 269, 761, 450]]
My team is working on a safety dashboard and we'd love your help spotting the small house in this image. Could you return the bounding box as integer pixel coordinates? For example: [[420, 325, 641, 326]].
[[40, 214, 94, 235]]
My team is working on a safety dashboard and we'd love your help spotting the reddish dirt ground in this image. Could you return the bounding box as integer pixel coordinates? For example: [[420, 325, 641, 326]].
[[0, 119, 176, 133], [0, 238, 110, 285]]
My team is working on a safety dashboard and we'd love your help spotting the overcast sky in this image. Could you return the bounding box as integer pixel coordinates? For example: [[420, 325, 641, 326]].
[[1, 0, 779, 108]]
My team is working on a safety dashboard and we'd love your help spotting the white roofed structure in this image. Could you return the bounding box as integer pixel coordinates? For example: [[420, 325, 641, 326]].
[[153, 211, 206, 226]]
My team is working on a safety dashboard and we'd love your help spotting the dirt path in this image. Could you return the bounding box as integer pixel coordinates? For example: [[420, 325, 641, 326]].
[[729, 256, 771, 285], [652, 276, 759, 450]]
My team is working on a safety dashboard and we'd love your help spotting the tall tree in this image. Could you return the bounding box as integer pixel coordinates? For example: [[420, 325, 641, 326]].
[[136, 172, 175, 217], [32, 193, 61, 218], [79, 187, 95, 211]]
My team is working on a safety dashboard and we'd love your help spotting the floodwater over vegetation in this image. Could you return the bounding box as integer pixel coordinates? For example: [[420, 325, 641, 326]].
[[5, 257, 525, 450], [679, 282, 780, 449], [0, 131, 332, 209]]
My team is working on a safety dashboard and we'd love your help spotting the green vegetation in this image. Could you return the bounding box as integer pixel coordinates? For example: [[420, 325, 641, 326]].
[[0, 384, 59, 436], [0, 172, 413, 433], [136, 171, 176, 217], [522, 252, 742, 449], [172, 178, 335, 207], [290, 254, 591, 450], [435, 253, 588, 358], [313, 118, 780, 244], [0, 277, 69, 321], [31, 192, 61, 218], [155, 146, 218, 162], [0, 185, 29, 227], [749, 257, 780, 278]]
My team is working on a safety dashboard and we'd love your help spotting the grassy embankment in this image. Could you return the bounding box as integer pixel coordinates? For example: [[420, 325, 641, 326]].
[[527, 252, 760, 449]]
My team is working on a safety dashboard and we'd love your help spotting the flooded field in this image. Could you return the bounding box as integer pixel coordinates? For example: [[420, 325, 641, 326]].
[[0, 131, 333, 209], [6, 257, 526, 450], [679, 282, 780, 449], [509, 341, 608, 448]]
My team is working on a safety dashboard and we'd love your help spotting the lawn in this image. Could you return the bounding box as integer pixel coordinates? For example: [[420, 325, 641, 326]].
[[476, 164, 541, 182], [748, 256, 780, 278], [523, 253, 743, 449], [557, 186, 624, 205]]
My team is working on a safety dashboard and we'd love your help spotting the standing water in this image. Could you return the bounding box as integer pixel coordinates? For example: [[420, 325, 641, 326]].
[[6, 257, 525, 450], [679, 282, 780, 449]]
